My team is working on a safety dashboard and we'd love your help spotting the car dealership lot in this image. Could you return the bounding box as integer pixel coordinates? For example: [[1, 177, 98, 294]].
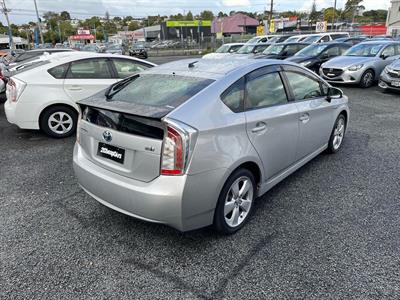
[[1, 69, 400, 299]]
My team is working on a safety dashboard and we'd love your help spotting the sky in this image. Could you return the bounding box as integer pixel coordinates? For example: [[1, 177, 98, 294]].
[[0, 0, 392, 24]]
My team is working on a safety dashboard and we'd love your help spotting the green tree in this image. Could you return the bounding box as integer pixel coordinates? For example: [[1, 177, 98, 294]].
[[200, 10, 214, 20], [309, 0, 322, 22], [128, 21, 140, 31], [217, 11, 228, 18], [186, 11, 194, 21], [60, 11, 71, 20]]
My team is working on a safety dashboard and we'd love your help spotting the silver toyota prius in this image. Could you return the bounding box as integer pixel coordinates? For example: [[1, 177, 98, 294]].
[[73, 58, 350, 234]]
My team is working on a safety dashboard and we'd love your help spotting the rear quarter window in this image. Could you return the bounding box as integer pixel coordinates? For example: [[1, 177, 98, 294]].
[[48, 63, 69, 79], [220, 78, 244, 112]]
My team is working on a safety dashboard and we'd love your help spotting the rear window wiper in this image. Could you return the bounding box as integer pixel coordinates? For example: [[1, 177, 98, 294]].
[[105, 74, 139, 100]]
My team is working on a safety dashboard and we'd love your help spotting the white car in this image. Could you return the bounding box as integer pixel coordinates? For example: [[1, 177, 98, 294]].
[[4, 52, 156, 138]]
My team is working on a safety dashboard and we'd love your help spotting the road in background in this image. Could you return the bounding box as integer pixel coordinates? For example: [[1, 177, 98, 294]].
[[148, 55, 201, 65], [1, 57, 400, 299]]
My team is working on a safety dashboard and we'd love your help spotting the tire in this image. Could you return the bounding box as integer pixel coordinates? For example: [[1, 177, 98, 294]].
[[326, 114, 346, 154], [213, 168, 256, 234], [359, 69, 375, 88], [40, 105, 78, 138]]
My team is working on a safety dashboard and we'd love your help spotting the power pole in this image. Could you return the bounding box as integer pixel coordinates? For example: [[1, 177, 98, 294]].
[[0, 0, 14, 50], [269, 0, 274, 33], [33, 0, 44, 45], [332, 0, 337, 31]]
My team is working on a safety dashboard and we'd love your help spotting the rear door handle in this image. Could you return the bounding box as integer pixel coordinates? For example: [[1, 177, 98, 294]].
[[251, 122, 267, 133], [299, 113, 310, 123]]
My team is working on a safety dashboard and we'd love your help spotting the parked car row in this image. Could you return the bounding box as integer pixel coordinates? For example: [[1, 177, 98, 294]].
[[205, 37, 400, 90]]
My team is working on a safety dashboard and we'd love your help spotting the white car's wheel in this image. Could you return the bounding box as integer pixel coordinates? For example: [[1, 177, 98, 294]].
[[40, 106, 77, 138]]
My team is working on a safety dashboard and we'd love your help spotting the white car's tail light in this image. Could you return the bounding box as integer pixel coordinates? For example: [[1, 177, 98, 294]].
[[6, 78, 26, 102], [161, 120, 198, 176]]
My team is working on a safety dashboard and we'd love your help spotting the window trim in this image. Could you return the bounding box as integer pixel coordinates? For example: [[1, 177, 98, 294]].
[[244, 66, 290, 111], [65, 58, 114, 80]]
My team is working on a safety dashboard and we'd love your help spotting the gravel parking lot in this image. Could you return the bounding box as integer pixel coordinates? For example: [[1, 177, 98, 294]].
[[1, 60, 400, 299]]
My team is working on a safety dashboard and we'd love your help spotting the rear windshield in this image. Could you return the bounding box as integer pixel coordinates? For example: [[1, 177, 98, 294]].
[[110, 74, 214, 108]]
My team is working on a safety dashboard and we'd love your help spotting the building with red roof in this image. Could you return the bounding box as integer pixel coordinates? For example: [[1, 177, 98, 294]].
[[211, 13, 259, 35]]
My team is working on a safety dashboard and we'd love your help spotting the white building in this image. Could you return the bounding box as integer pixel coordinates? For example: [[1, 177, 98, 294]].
[[0, 34, 29, 49], [387, 0, 400, 36]]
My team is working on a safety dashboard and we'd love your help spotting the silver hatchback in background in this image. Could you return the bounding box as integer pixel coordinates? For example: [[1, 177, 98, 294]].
[[320, 41, 400, 88], [73, 59, 350, 234], [379, 58, 400, 92]]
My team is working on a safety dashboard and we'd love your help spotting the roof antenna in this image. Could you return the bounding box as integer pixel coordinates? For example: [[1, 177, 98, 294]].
[[188, 61, 198, 69]]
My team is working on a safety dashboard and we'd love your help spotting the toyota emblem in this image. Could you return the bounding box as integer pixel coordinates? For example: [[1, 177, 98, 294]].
[[102, 131, 112, 143]]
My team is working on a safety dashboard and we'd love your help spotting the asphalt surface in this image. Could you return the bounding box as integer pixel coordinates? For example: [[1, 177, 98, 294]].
[[1, 63, 400, 299]]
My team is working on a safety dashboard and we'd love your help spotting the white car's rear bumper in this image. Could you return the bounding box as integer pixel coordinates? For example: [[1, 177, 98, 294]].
[[4, 99, 17, 125]]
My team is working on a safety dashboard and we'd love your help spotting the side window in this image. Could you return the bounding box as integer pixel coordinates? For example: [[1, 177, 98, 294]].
[[112, 59, 149, 78], [321, 35, 330, 42], [246, 72, 288, 109], [326, 47, 340, 57], [331, 34, 348, 40], [66, 59, 112, 79], [285, 44, 298, 55], [395, 44, 400, 55], [48, 63, 69, 79], [285, 71, 323, 100], [221, 77, 244, 113], [339, 46, 349, 54], [298, 44, 308, 51], [382, 45, 395, 57], [254, 45, 268, 53]]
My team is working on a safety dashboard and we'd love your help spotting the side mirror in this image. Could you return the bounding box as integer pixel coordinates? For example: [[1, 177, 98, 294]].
[[380, 54, 388, 60], [326, 87, 343, 102]]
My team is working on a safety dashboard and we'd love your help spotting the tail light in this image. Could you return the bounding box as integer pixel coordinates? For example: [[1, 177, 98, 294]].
[[161, 120, 197, 176], [6, 78, 26, 102]]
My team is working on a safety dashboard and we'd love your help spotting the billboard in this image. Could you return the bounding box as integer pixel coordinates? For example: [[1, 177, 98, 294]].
[[166, 20, 212, 27]]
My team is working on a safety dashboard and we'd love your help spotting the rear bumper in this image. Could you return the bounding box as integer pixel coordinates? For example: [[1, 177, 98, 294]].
[[73, 143, 224, 231], [4, 99, 16, 125]]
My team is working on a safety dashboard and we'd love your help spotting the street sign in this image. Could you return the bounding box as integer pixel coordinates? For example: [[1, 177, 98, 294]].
[[316, 22, 327, 33], [166, 20, 211, 27]]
